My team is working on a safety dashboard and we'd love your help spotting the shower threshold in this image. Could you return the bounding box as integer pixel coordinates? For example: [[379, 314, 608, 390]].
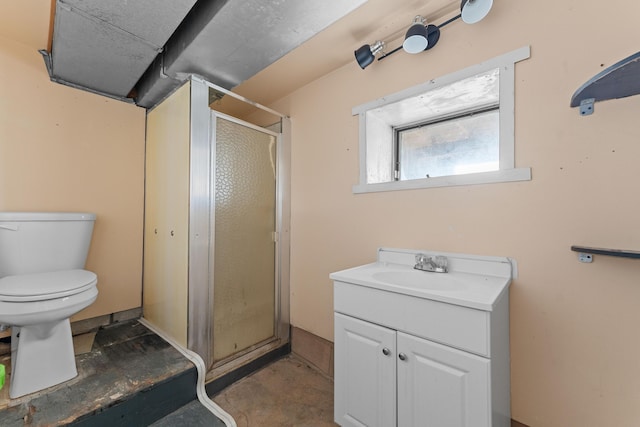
[[205, 339, 290, 397]]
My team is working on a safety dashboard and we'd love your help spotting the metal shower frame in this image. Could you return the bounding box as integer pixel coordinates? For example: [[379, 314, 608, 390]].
[[186, 76, 291, 373]]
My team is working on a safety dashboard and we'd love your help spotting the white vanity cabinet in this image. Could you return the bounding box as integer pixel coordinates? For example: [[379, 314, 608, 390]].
[[396, 330, 491, 426], [331, 248, 514, 427], [334, 313, 397, 427]]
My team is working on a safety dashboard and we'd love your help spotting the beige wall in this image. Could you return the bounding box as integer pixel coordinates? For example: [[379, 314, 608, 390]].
[[143, 83, 191, 346], [2, 0, 640, 425], [268, 1, 640, 426], [0, 34, 145, 320]]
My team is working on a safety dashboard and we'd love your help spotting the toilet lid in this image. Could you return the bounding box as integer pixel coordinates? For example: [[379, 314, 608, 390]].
[[0, 269, 97, 302]]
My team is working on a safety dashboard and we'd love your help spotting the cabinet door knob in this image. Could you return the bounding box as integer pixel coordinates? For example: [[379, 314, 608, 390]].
[[382, 347, 391, 356], [398, 352, 408, 361]]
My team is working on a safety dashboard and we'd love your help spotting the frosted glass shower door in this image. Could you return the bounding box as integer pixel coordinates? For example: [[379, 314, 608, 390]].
[[212, 115, 278, 365]]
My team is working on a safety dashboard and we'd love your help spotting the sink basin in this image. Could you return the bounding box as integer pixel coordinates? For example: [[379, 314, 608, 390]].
[[330, 248, 514, 311], [372, 270, 469, 291]]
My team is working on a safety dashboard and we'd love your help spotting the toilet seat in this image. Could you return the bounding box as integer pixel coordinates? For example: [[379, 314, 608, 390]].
[[0, 269, 97, 302]]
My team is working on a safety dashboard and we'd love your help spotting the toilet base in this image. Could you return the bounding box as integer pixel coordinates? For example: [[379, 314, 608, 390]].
[[10, 318, 78, 398]]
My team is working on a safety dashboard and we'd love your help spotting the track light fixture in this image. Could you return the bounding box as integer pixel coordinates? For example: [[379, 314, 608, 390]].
[[354, 0, 493, 69], [354, 40, 385, 69], [401, 16, 442, 55], [403, 16, 428, 54], [460, 0, 494, 24]]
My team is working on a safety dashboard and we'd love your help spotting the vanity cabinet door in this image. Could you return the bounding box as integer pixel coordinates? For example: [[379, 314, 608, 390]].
[[396, 332, 491, 427], [334, 313, 397, 427]]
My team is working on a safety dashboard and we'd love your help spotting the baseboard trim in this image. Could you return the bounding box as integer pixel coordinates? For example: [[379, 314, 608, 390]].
[[0, 307, 143, 341], [71, 307, 142, 336], [291, 326, 334, 378]]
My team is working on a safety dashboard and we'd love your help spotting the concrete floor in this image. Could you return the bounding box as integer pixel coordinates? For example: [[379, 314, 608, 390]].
[[0, 319, 337, 426], [154, 353, 338, 426], [212, 355, 337, 427]]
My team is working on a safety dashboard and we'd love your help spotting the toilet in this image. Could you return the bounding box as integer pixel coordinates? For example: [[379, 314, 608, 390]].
[[0, 212, 98, 398]]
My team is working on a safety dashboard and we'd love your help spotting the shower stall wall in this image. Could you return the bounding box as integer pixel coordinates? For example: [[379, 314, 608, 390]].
[[143, 77, 290, 378]]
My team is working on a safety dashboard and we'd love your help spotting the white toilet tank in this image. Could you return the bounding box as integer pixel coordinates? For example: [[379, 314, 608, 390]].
[[0, 212, 96, 277]]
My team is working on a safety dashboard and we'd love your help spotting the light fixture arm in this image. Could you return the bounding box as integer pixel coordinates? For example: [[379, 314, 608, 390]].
[[438, 13, 462, 28]]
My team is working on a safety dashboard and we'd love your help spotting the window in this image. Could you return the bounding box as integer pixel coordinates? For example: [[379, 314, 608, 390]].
[[352, 46, 531, 193]]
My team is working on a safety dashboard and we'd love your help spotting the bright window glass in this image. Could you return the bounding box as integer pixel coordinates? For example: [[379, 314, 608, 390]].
[[398, 109, 499, 180]]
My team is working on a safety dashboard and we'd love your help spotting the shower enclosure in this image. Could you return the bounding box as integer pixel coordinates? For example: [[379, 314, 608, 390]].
[[143, 77, 290, 379]]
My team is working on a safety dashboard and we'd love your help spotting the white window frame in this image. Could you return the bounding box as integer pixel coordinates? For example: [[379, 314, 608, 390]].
[[352, 46, 531, 194]]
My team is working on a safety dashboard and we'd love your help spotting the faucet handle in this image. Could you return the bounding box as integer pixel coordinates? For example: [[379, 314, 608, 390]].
[[415, 253, 427, 264], [434, 255, 448, 272]]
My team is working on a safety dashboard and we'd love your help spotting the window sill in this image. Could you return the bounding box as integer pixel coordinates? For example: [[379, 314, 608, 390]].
[[352, 167, 531, 194]]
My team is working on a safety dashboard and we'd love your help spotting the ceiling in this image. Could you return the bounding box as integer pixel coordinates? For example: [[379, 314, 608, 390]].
[[0, 0, 459, 110], [46, 0, 198, 102]]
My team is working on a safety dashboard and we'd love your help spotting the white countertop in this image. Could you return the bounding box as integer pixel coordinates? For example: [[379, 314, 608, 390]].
[[330, 248, 514, 311]]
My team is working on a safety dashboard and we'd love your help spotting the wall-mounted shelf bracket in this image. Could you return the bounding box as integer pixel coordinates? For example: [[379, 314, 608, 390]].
[[579, 98, 595, 116], [571, 245, 640, 259], [570, 51, 640, 116]]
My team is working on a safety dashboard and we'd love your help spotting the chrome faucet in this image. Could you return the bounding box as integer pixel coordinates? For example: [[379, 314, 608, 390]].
[[414, 253, 448, 273]]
